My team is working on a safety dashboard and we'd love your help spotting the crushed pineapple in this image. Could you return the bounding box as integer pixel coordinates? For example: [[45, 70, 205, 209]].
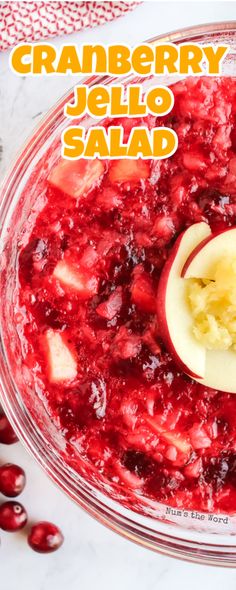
[[188, 257, 236, 350]]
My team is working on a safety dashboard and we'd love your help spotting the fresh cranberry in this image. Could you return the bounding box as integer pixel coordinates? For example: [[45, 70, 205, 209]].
[[28, 522, 64, 553], [0, 413, 18, 445], [0, 501, 27, 531], [0, 464, 26, 497]]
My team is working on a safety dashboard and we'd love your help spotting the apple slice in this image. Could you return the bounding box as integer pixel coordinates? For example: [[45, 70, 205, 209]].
[[48, 158, 104, 200], [181, 228, 236, 393], [182, 227, 236, 280], [197, 349, 236, 393], [42, 329, 77, 383], [157, 222, 211, 378], [181, 227, 236, 393], [53, 260, 98, 298]]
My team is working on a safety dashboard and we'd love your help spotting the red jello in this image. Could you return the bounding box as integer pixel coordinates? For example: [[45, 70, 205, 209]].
[[15, 76, 236, 514]]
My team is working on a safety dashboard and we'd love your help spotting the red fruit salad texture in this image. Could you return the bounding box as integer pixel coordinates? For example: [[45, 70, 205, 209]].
[[13, 77, 236, 514]]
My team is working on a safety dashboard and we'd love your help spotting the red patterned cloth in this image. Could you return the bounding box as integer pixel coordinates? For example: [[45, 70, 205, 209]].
[[0, 1, 140, 51]]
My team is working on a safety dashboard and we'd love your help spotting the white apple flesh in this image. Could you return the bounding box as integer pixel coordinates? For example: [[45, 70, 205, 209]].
[[43, 329, 77, 383], [156, 222, 211, 379], [182, 227, 236, 280], [53, 260, 87, 291], [182, 227, 236, 393], [48, 158, 104, 200], [53, 259, 98, 298], [198, 349, 236, 393]]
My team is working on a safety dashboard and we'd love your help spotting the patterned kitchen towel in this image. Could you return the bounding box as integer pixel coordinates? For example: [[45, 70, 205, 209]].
[[0, 1, 141, 51]]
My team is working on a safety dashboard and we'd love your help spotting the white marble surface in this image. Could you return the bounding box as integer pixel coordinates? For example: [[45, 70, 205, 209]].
[[1, 1, 236, 587]]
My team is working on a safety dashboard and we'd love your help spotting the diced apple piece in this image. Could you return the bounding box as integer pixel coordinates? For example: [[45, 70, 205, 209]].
[[43, 329, 77, 383], [79, 246, 98, 269], [111, 326, 142, 360], [182, 151, 207, 172], [48, 158, 104, 200], [53, 260, 98, 298], [108, 159, 149, 184], [184, 457, 202, 478], [182, 227, 236, 280], [96, 287, 122, 320], [156, 222, 211, 378], [145, 416, 191, 455], [189, 423, 211, 449]]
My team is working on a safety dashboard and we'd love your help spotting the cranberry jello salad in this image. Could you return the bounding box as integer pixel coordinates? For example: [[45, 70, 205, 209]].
[[13, 76, 236, 514]]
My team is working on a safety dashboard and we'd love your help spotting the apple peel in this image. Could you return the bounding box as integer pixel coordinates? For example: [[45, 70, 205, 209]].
[[157, 222, 211, 379], [182, 226, 236, 280]]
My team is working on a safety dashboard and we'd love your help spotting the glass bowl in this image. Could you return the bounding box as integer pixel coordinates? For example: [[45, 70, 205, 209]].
[[1, 22, 236, 566]]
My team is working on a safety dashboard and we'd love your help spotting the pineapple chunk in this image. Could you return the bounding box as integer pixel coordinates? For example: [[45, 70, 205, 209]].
[[53, 260, 98, 298], [43, 329, 77, 383], [188, 256, 236, 351]]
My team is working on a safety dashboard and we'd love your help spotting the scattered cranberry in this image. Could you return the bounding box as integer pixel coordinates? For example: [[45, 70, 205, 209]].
[[28, 521, 64, 553], [0, 464, 26, 497], [0, 413, 18, 445], [0, 501, 27, 531]]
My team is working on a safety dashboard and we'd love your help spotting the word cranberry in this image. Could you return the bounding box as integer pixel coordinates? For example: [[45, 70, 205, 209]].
[[0, 464, 26, 497], [0, 501, 27, 531], [28, 521, 64, 553], [0, 413, 18, 445]]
